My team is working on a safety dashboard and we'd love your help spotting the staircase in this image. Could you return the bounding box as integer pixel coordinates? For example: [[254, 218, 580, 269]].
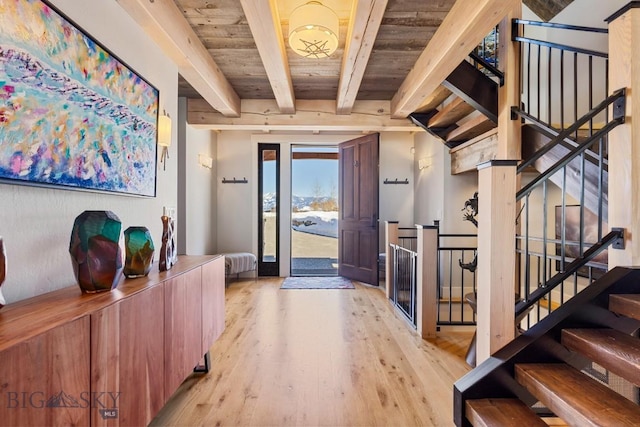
[[440, 12, 640, 426], [455, 267, 640, 426], [409, 32, 501, 149]]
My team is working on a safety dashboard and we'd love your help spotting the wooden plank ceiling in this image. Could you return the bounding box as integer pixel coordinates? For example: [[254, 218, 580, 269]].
[[175, 0, 453, 101], [117, 0, 521, 130]]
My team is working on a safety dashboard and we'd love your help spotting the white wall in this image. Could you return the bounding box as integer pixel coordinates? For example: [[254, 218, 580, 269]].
[[216, 131, 255, 259], [413, 132, 478, 234], [215, 131, 415, 277], [413, 132, 445, 226], [379, 132, 414, 247], [554, 0, 628, 27], [178, 98, 217, 255], [0, 0, 178, 303]]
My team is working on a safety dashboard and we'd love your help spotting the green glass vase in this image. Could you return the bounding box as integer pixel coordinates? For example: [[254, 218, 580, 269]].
[[123, 226, 155, 278], [69, 211, 123, 293]]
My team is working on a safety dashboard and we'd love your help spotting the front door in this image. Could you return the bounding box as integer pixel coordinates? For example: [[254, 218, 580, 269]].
[[338, 134, 379, 285]]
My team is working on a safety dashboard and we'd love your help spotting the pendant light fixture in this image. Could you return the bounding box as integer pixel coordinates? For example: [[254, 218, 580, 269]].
[[288, 1, 339, 58]]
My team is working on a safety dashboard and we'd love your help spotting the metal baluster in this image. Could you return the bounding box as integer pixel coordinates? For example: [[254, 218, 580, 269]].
[[548, 46, 552, 125], [560, 50, 565, 130]]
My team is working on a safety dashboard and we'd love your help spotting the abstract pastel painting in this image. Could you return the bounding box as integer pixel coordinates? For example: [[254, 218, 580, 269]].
[[0, 0, 158, 196]]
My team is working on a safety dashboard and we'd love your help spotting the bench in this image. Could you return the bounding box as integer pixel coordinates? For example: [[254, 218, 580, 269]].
[[223, 252, 257, 283]]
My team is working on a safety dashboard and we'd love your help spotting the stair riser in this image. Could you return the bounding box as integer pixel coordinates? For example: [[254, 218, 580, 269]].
[[610, 294, 640, 322]]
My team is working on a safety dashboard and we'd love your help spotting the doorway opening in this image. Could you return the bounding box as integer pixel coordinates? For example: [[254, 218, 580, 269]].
[[290, 145, 339, 276]]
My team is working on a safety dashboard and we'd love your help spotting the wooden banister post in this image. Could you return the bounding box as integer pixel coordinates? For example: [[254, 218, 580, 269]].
[[607, 3, 640, 267], [416, 225, 438, 340], [385, 221, 399, 299], [472, 4, 522, 364], [476, 160, 517, 364], [497, 4, 522, 160], [498, 4, 523, 301]]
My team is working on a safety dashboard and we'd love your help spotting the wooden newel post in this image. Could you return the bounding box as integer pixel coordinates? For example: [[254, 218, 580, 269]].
[[476, 160, 517, 364], [416, 225, 438, 340], [607, 3, 640, 267], [385, 221, 399, 299]]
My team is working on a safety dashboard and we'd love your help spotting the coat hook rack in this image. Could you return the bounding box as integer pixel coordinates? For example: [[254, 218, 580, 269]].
[[383, 178, 409, 184], [222, 177, 248, 184]]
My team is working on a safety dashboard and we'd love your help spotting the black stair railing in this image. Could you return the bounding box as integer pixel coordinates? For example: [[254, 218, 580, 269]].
[[436, 224, 478, 327], [512, 19, 625, 330], [515, 89, 624, 200], [514, 89, 624, 175], [515, 228, 623, 319], [389, 227, 418, 326], [514, 19, 609, 135]]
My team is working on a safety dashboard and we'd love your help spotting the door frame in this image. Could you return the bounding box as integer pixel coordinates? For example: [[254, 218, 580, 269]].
[[290, 144, 339, 277], [257, 143, 280, 276], [251, 134, 375, 277]]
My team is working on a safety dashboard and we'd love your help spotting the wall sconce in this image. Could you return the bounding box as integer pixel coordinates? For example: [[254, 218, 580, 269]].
[[289, 1, 339, 58], [157, 110, 172, 170], [418, 158, 430, 170], [198, 154, 213, 169]]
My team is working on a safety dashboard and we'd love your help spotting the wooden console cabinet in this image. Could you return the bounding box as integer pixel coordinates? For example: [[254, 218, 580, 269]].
[[0, 255, 225, 426]]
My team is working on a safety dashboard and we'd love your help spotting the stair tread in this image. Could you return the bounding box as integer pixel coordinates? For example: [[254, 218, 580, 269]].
[[466, 398, 547, 427], [415, 85, 452, 113], [562, 329, 640, 387], [515, 363, 640, 426], [610, 294, 640, 321], [446, 115, 496, 143], [428, 97, 475, 128]]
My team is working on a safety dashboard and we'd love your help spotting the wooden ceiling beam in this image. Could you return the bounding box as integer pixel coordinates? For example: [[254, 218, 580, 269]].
[[293, 152, 339, 160], [187, 99, 416, 132], [240, 0, 295, 114], [116, 0, 241, 117], [336, 0, 388, 115], [450, 129, 499, 174], [390, 0, 519, 118]]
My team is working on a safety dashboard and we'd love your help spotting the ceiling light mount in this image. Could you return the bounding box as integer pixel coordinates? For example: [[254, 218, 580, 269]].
[[288, 1, 339, 59]]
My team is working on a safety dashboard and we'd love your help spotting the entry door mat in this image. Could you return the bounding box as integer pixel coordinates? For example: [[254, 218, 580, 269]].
[[280, 276, 355, 289]]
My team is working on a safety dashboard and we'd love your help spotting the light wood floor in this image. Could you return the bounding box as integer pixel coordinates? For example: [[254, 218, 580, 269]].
[[151, 278, 473, 426]]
